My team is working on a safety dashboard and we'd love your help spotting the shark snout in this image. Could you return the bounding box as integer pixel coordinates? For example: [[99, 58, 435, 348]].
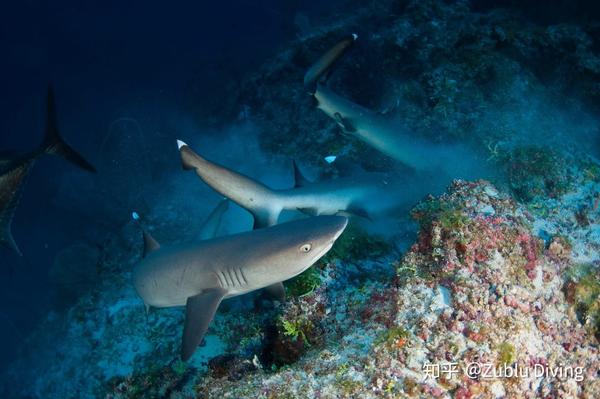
[[333, 216, 349, 240], [320, 215, 348, 253]]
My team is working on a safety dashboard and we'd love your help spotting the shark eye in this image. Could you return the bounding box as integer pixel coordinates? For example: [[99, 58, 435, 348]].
[[300, 243, 312, 253]]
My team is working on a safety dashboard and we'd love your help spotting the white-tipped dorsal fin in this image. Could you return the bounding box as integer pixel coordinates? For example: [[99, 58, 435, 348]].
[[177, 139, 188, 150], [352, 33, 358, 40], [143, 231, 161, 257]]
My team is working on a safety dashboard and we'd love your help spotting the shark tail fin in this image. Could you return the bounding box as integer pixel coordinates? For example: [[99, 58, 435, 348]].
[[304, 33, 358, 94], [178, 140, 198, 171], [178, 140, 283, 229], [42, 85, 97, 173]]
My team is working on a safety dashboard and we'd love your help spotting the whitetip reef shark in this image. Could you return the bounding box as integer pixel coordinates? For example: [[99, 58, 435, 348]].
[[198, 198, 229, 240], [304, 35, 484, 177], [133, 214, 348, 361], [178, 139, 414, 229], [0, 86, 96, 255]]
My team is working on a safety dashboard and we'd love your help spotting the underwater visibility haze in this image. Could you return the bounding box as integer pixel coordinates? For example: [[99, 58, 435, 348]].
[[1, 0, 600, 398]]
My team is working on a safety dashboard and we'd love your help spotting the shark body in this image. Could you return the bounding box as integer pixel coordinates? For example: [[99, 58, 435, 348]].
[[133, 214, 347, 360], [313, 85, 435, 171], [178, 140, 410, 228], [0, 86, 96, 255], [305, 36, 484, 177]]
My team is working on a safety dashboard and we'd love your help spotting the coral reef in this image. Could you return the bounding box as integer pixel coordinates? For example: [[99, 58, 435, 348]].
[[5, 175, 600, 398]]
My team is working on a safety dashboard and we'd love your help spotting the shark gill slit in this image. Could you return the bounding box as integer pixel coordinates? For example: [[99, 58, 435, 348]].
[[232, 268, 241, 287], [219, 270, 229, 288], [239, 268, 248, 285], [215, 272, 225, 288], [228, 268, 238, 288], [234, 268, 244, 287], [226, 269, 235, 287]]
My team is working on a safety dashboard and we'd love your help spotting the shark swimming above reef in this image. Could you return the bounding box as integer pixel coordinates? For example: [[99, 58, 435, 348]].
[[133, 214, 348, 361], [0, 86, 96, 255], [178, 140, 417, 229], [304, 35, 485, 178]]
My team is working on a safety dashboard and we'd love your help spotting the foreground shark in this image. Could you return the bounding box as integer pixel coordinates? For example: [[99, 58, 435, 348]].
[[305, 35, 482, 176], [0, 86, 96, 255], [133, 214, 348, 360], [178, 140, 413, 228]]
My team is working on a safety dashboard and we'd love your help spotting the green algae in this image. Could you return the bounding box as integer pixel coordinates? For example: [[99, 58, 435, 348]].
[[278, 316, 312, 346], [411, 197, 468, 231], [501, 146, 573, 202], [565, 263, 600, 341], [285, 267, 322, 297], [497, 342, 516, 365], [375, 326, 410, 347]]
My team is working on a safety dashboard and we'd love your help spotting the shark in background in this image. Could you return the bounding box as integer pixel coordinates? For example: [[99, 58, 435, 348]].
[[0, 86, 96, 255], [133, 213, 348, 361], [178, 140, 424, 229], [304, 35, 487, 179]]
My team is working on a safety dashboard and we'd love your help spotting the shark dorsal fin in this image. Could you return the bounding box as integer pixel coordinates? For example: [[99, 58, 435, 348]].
[[181, 288, 227, 361], [143, 231, 161, 257], [292, 160, 312, 188]]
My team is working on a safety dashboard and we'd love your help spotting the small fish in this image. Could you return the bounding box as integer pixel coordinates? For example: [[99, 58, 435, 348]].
[[0, 86, 96, 255], [324, 155, 337, 164]]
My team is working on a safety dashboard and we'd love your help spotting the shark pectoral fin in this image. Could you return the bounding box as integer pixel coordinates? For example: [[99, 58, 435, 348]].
[[333, 113, 356, 134], [143, 231, 161, 257], [264, 282, 286, 302], [292, 160, 312, 188], [181, 288, 227, 361], [199, 199, 229, 240], [337, 206, 371, 221]]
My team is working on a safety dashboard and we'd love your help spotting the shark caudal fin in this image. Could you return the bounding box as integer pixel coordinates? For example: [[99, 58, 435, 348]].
[[178, 140, 283, 229], [42, 85, 97, 173], [303, 33, 357, 94]]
